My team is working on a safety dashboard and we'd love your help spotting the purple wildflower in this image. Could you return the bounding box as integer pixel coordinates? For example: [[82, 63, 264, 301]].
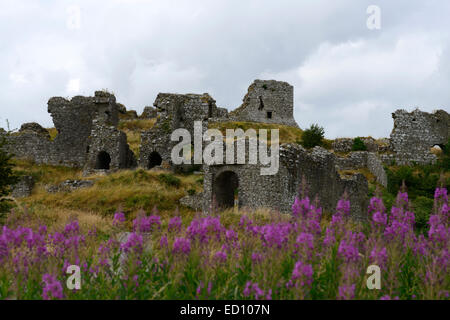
[[113, 212, 126, 226], [42, 274, 64, 300], [173, 237, 191, 255], [168, 216, 182, 233]]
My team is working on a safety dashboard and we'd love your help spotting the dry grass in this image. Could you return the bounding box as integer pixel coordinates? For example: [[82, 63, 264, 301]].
[[13, 159, 82, 184], [124, 130, 141, 157], [208, 121, 303, 145], [118, 119, 156, 157], [7, 205, 114, 235], [118, 119, 156, 131], [430, 146, 443, 156], [16, 164, 202, 218], [46, 128, 58, 141]]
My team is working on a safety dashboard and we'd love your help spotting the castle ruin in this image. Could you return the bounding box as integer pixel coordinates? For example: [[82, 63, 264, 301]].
[[229, 80, 298, 127], [387, 109, 449, 165], [3, 79, 449, 219], [5, 91, 136, 172]]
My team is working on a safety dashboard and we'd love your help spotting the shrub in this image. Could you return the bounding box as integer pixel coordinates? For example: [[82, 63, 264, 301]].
[[0, 135, 19, 212], [352, 137, 367, 151], [386, 165, 442, 199], [158, 173, 181, 188], [187, 189, 196, 196], [436, 138, 450, 171], [301, 124, 325, 149]]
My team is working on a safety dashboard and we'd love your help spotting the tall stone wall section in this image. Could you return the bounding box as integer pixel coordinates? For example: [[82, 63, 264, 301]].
[[389, 109, 449, 165], [229, 80, 298, 127], [6, 91, 135, 170], [139, 93, 223, 169], [84, 120, 137, 173]]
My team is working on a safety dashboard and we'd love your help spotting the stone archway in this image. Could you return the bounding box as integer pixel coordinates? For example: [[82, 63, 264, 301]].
[[95, 151, 111, 170], [148, 151, 162, 169], [213, 171, 239, 209]]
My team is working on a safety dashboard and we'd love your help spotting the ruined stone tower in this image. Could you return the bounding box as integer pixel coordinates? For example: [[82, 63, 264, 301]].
[[389, 109, 449, 165], [230, 80, 298, 127]]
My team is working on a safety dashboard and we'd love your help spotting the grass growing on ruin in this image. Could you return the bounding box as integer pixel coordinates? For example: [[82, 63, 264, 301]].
[[118, 119, 156, 156], [208, 121, 304, 145], [46, 128, 58, 141], [118, 119, 156, 131]]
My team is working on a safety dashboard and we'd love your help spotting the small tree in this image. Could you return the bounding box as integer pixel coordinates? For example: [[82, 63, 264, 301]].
[[0, 134, 18, 212], [352, 137, 367, 151], [301, 124, 325, 149]]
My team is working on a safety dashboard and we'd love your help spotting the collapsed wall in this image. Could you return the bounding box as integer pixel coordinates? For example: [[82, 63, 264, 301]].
[[202, 142, 369, 219], [335, 151, 388, 187], [6, 91, 135, 170], [139, 93, 226, 169], [230, 80, 299, 127], [389, 109, 449, 165]]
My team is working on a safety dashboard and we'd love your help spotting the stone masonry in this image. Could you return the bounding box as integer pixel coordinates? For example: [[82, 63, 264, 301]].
[[6, 91, 136, 171], [389, 109, 449, 165], [139, 93, 225, 170], [202, 141, 369, 219], [335, 151, 388, 187], [230, 80, 299, 127]]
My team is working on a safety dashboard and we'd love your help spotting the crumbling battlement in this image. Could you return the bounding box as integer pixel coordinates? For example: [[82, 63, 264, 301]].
[[230, 80, 298, 127], [390, 109, 449, 165]]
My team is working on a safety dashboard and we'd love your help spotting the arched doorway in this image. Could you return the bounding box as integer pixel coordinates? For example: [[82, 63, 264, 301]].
[[213, 171, 239, 209], [148, 151, 162, 169], [95, 151, 111, 170]]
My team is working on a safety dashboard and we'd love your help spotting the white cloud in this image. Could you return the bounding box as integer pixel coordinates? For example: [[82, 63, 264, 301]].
[[263, 32, 447, 137]]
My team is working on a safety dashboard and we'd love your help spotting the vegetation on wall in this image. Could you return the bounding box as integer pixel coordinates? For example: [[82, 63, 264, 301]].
[[352, 137, 367, 151], [300, 124, 325, 149]]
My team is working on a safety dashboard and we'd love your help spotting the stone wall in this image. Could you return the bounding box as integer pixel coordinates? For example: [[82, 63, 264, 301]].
[[139, 93, 222, 169], [140, 106, 158, 119], [11, 175, 35, 198], [389, 109, 449, 165], [332, 137, 390, 153], [202, 142, 369, 219], [229, 80, 298, 127], [335, 151, 388, 187], [367, 152, 388, 187], [84, 120, 137, 173], [6, 91, 135, 170], [6, 123, 53, 164]]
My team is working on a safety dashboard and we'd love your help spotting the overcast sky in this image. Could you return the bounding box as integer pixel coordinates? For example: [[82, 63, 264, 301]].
[[1, 0, 449, 138]]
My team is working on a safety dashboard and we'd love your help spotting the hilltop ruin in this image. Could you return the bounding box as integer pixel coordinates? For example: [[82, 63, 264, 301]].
[[229, 80, 298, 127], [3, 79, 449, 219]]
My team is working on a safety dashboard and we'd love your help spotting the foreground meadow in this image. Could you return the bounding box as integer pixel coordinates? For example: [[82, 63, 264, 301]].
[[0, 184, 448, 300]]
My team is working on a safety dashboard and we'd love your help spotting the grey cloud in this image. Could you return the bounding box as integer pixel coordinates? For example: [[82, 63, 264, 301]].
[[1, 0, 449, 138]]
